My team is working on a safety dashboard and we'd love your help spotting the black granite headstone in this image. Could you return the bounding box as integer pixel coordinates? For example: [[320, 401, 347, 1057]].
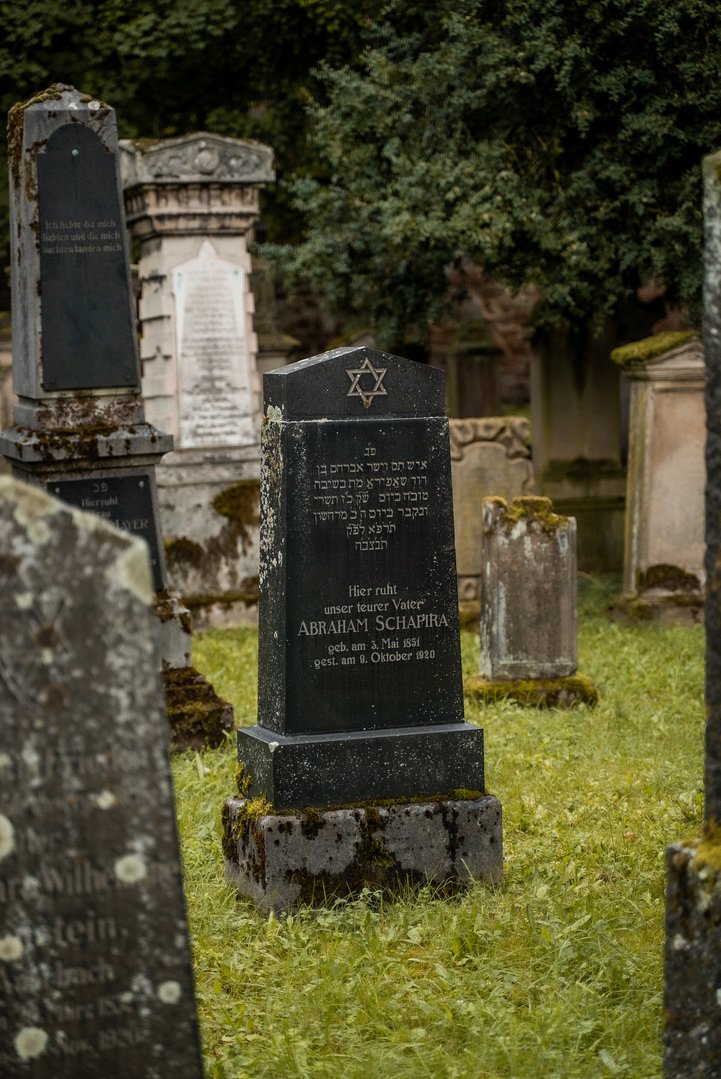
[[49, 474, 164, 592], [238, 346, 485, 809], [38, 123, 138, 390], [0, 479, 202, 1078]]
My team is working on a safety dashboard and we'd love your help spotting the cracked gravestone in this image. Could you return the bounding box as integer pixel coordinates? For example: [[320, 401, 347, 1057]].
[[0, 478, 203, 1078]]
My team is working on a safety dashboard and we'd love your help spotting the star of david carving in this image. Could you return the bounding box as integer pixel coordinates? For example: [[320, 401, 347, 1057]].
[[346, 357, 388, 409]]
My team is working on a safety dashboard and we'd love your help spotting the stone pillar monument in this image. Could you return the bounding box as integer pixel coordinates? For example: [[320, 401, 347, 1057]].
[[612, 332, 705, 623], [663, 151, 721, 1078], [121, 134, 275, 626]]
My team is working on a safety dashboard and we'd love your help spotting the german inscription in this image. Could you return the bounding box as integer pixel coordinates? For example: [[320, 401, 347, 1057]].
[[174, 240, 254, 448], [0, 478, 202, 1077], [37, 124, 138, 390], [49, 475, 163, 591]]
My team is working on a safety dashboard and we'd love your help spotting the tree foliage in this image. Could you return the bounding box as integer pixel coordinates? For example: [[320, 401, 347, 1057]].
[[276, 0, 721, 344]]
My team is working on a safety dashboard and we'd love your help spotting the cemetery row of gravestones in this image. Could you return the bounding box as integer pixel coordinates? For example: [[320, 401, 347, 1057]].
[[0, 84, 717, 1077]]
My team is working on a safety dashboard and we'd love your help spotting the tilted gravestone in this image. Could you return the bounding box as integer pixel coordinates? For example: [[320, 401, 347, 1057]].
[[663, 153, 721, 1077], [1, 85, 232, 749], [0, 478, 202, 1077], [223, 347, 502, 910]]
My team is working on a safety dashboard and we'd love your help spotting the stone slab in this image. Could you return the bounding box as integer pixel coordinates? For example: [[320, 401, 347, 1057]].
[[464, 673, 598, 708], [223, 793, 503, 912], [0, 477, 202, 1077], [237, 722, 485, 811], [38, 123, 137, 390]]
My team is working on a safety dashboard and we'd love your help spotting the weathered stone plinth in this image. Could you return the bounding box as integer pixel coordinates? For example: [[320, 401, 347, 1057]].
[[664, 839, 721, 1077], [223, 793, 502, 912], [464, 673, 598, 708]]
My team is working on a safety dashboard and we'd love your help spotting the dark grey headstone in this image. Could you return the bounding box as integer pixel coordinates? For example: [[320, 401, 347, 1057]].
[[239, 346, 485, 809], [38, 123, 137, 390], [49, 474, 165, 592], [662, 150, 721, 1076], [0, 478, 202, 1078]]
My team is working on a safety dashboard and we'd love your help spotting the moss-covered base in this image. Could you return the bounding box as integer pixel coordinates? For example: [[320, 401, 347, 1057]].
[[463, 673, 599, 708], [222, 793, 503, 912], [162, 666, 235, 751], [613, 591, 704, 626]]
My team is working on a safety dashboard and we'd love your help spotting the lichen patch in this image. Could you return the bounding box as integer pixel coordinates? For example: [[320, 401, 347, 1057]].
[[15, 1027, 48, 1059], [0, 935, 23, 961], [114, 853, 147, 883], [157, 980, 182, 1004], [0, 814, 15, 860]]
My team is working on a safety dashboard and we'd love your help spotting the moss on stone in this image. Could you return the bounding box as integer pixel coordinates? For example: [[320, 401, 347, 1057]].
[[693, 819, 721, 876], [163, 666, 235, 750], [489, 495, 566, 535], [164, 536, 205, 568], [212, 480, 260, 529], [182, 582, 259, 611], [637, 563, 701, 593], [610, 331, 699, 368], [464, 673, 599, 708]]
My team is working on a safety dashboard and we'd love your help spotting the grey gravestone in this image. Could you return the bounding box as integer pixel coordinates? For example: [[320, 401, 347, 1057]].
[[238, 346, 486, 809], [663, 152, 721, 1077], [1, 85, 233, 749], [0, 478, 203, 1078], [1, 84, 169, 590]]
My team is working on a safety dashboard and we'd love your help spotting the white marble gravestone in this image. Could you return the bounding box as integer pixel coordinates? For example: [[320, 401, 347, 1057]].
[[122, 133, 275, 626], [174, 240, 254, 449]]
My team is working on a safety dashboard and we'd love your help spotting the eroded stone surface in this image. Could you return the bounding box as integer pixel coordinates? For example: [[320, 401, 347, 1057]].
[[0, 478, 202, 1077], [479, 496, 577, 680], [223, 793, 503, 912]]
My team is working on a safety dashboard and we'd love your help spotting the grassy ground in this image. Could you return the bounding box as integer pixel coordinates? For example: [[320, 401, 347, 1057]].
[[173, 576, 705, 1079]]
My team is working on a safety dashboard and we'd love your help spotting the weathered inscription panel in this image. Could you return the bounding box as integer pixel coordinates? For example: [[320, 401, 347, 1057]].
[[174, 240, 254, 448], [38, 124, 138, 390], [283, 418, 461, 733], [49, 474, 164, 591], [0, 478, 202, 1077]]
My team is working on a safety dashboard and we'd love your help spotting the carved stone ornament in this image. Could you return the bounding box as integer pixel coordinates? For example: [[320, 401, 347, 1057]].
[[448, 416, 531, 462], [120, 133, 275, 187]]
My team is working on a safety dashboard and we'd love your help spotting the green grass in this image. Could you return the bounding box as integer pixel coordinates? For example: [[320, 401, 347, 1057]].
[[174, 575, 705, 1078]]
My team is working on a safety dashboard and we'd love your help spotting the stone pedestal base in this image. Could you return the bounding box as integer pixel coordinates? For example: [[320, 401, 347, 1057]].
[[664, 840, 721, 1077], [237, 722, 485, 811], [222, 793, 503, 912], [464, 673, 598, 708], [613, 589, 704, 626]]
